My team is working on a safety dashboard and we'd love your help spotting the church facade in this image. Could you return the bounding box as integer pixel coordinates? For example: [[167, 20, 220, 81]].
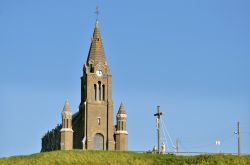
[[41, 20, 128, 151]]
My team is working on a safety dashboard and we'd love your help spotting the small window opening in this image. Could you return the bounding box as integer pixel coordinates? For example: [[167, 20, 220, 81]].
[[97, 117, 101, 125], [90, 64, 94, 73], [102, 85, 105, 101], [98, 81, 101, 101], [94, 84, 97, 101]]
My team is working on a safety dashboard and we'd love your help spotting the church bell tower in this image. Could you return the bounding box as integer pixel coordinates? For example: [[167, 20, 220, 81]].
[[79, 20, 115, 150]]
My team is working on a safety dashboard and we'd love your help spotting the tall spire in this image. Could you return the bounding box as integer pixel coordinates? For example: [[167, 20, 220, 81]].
[[86, 20, 107, 65]]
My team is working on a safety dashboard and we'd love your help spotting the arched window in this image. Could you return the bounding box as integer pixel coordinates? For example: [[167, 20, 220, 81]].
[[66, 119, 68, 128], [122, 121, 123, 130], [94, 84, 97, 101], [98, 81, 101, 101], [102, 84, 105, 100]]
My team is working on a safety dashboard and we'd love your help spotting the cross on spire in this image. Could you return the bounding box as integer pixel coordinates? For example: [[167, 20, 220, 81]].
[[95, 6, 100, 20]]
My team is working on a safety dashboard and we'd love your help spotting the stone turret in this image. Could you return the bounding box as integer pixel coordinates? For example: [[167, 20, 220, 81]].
[[60, 99, 73, 150], [115, 102, 128, 151]]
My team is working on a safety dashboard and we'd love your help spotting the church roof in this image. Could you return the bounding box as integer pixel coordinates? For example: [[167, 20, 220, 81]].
[[62, 98, 71, 112], [118, 102, 126, 114], [86, 20, 107, 65]]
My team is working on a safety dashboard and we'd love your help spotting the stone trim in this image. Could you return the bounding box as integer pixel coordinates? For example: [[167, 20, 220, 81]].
[[60, 128, 73, 132], [115, 130, 128, 134], [117, 114, 127, 118]]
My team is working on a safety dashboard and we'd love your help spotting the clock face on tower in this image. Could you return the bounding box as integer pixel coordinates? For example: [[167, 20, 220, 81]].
[[96, 70, 103, 77]]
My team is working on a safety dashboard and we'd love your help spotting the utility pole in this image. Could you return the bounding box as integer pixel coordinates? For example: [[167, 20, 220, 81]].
[[154, 106, 162, 154], [237, 121, 240, 156], [176, 138, 180, 153]]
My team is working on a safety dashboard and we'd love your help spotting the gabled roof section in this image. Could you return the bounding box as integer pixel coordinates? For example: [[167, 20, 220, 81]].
[[86, 20, 107, 65]]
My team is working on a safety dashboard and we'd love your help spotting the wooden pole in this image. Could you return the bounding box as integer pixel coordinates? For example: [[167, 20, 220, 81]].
[[154, 106, 162, 154], [237, 121, 240, 156], [157, 106, 160, 154]]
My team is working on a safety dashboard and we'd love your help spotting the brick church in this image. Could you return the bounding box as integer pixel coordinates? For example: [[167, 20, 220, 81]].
[[41, 20, 128, 151]]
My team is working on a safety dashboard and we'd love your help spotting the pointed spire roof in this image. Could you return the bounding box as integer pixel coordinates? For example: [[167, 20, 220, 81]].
[[63, 98, 71, 112], [118, 102, 126, 114], [86, 20, 107, 65]]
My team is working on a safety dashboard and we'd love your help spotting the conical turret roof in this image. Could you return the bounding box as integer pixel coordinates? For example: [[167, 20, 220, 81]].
[[118, 102, 126, 114], [62, 98, 71, 112], [86, 20, 107, 65]]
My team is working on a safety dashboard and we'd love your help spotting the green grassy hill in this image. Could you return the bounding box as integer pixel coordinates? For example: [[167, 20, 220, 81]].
[[0, 150, 249, 165]]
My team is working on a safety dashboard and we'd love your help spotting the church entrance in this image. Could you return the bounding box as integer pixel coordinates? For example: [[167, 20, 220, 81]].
[[93, 133, 104, 150]]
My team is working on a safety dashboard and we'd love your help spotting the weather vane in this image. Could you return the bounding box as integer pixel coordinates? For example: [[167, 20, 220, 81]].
[[95, 6, 99, 20]]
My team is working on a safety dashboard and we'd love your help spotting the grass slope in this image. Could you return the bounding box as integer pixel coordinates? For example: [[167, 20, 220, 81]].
[[0, 150, 250, 165]]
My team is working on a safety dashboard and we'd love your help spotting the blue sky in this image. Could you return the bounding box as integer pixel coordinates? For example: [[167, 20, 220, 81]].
[[0, 0, 250, 157]]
